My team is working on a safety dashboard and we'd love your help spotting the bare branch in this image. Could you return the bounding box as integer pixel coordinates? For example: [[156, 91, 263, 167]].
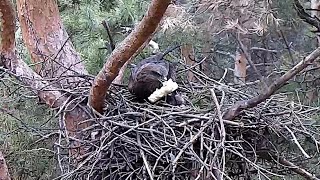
[[260, 152, 319, 180], [102, 20, 115, 51], [223, 47, 320, 120]]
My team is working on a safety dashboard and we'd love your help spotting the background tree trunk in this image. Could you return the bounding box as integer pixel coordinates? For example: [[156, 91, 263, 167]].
[[17, 0, 87, 87], [308, 0, 320, 104], [234, 50, 247, 84], [181, 44, 196, 82], [234, 36, 251, 84], [0, 151, 10, 180], [311, 0, 320, 46]]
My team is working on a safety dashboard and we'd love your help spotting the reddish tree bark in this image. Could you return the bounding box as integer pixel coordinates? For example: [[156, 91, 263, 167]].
[[1, 0, 90, 158], [0, 151, 10, 180], [0, 0, 12, 168], [1, 0, 172, 158], [15, 0, 92, 154], [181, 44, 196, 82], [0, 0, 15, 53], [89, 0, 172, 113], [113, 32, 158, 84], [16, 0, 87, 85], [234, 50, 247, 84], [113, 4, 181, 84]]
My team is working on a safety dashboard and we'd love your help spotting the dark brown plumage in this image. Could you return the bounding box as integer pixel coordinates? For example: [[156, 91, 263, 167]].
[[128, 48, 184, 105]]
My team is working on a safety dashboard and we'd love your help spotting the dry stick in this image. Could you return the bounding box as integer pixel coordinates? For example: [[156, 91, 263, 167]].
[[172, 117, 214, 174], [210, 89, 226, 180], [223, 47, 320, 120], [137, 132, 154, 180], [250, 47, 278, 53], [279, 29, 296, 66], [266, 153, 319, 180], [284, 125, 311, 158], [102, 20, 115, 51]]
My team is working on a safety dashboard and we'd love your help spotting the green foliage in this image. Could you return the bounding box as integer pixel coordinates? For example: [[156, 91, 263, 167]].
[[0, 80, 57, 179], [58, 0, 148, 74]]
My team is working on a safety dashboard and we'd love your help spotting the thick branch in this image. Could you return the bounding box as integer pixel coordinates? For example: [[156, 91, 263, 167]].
[[223, 47, 320, 120], [113, 27, 160, 84], [89, 0, 171, 113]]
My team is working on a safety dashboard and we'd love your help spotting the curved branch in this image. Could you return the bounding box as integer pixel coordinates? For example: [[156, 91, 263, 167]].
[[223, 47, 320, 120], [89, 0, 172, 113]]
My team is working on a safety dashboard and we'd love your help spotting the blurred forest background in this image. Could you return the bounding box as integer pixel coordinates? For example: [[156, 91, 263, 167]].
[[1, 0, 320, 179]]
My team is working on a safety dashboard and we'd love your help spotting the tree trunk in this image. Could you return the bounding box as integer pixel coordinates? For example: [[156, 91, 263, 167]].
[[113, 31, 159, 84], [16, 0, 91, 156], [1, 0, 91, 158], [234, 36, 251, 85], [181, 44, 196, 82], [1, 0, 171, 158], [0, 0, 15, 53], [16, 0, 87, 87], [311, 0, 320, 46], [234, 50, 247, 84], [0, 151, 10, 180]]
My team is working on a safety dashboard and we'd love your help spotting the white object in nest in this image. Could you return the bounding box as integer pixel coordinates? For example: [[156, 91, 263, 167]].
[[148, 79, 178, 103]]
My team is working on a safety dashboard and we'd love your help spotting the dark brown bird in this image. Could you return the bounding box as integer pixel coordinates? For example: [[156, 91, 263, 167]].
[[128, 46, 184, 105]]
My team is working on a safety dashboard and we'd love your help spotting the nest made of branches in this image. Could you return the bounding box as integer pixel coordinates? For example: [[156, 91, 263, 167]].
[[56, 66, 320, 180]]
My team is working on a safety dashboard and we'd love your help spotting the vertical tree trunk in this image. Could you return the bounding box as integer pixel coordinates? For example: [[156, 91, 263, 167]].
[[234, 36, 251, 85], [311, 0, 320, 46], [181, 44, 196, 82], [0, 151, 10, 180], [305, 0, 320, 104], [16, 0, 90, 158], [201, 30, 212, 76], [234, 50, 247, 84], [16, 0, 87, 86]]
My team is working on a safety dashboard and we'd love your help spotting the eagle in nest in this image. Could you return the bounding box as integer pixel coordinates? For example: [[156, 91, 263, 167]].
[[128, 46, 184, 105]]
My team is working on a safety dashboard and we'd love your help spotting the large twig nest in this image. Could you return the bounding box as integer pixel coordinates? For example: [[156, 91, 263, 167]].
[[57, 66, 320, 180]]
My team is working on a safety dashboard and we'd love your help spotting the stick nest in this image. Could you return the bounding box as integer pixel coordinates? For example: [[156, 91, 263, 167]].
[[58, 72, 320, 180]]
